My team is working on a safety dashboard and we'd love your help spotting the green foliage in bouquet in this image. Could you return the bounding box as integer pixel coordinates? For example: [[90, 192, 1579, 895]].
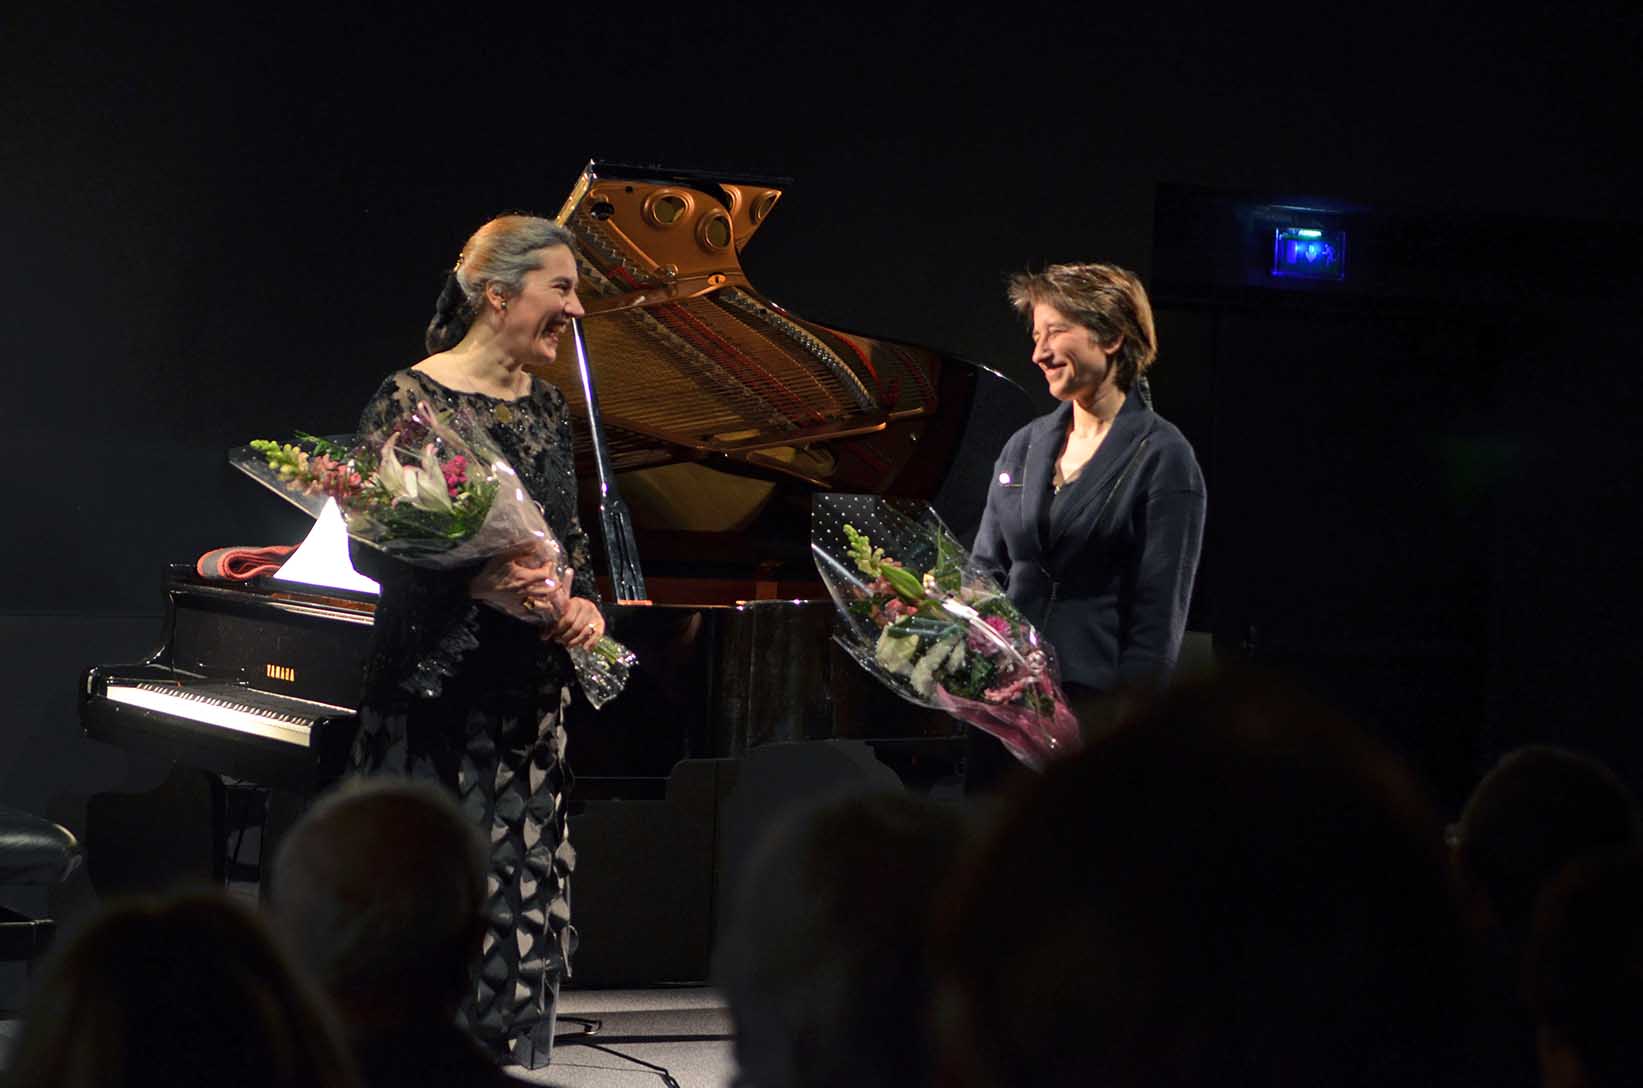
[[813, 494, 1084, 769], [250, 426, 500, 552], [930, 529, 965, 594], [838, 521, 1039, 703], [843, 524, 926, 603], [358, 473, 500, 543]]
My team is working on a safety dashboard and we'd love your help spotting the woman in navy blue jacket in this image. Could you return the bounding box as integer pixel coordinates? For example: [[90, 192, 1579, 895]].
[[970, 263, 1206, 789]]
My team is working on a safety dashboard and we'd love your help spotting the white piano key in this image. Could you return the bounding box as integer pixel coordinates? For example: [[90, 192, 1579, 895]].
[[104, 683, 313, 748]]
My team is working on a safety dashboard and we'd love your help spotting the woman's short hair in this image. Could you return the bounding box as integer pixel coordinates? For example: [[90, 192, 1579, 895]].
[[1007, 263, 1158, 392], [5, 889, 358, 1088], [426, 214, 577, 353]]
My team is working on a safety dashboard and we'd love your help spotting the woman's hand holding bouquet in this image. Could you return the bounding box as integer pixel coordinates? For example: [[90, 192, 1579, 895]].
[[468, 546, 604, 649], [469, 543, 569, 620]]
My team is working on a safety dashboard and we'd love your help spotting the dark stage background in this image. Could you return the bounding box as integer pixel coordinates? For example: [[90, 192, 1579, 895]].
[[3, 5, 1641, 844]]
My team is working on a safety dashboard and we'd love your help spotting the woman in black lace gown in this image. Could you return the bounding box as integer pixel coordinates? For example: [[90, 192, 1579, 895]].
[[347, 215, 603, 1070]]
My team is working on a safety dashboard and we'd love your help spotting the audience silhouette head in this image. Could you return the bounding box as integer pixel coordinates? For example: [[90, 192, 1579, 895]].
[[268, 776, 520, 1088], [716, 788, 972, 1088], [931, 669, 1471, 1087], [4, 888, 357, 1088], [270, 776, 489, 1029], [1450, 744, 1642, 955], [1525, 845, 1643, 1088]]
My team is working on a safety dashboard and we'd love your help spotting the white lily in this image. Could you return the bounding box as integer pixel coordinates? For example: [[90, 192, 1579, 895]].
[[378, 433, 454, 513], [908, 633, 962, 697], [874, 625, 919, 676], [411, 442, 455, 512]]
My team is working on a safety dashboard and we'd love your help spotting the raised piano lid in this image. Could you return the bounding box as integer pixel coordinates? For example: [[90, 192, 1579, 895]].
[[534, 161, 1036, 604]]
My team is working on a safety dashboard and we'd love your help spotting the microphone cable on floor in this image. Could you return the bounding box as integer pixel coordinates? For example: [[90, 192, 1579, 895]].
[[556, 1015, 682, 1088]]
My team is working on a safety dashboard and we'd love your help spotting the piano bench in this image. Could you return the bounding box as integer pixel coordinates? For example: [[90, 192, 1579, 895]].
[[0, 910, 55, 960], [0, 805, 82, 964]]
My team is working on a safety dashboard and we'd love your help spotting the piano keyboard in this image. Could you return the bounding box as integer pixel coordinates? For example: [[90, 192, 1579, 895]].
[[104, 682, 315, 748]]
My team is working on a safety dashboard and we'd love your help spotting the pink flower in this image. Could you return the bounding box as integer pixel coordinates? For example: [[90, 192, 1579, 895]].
[[983, 671, 1037, 705], [967, 614, 1012, 654], [310, 454, 364, 501], [884, 598, 910, 620], [441, 455, 468, 496]]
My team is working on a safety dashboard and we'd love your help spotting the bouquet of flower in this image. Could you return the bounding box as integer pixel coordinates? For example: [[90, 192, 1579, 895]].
[[234, 399, 636, 708], [811, 494, 1081, 769]]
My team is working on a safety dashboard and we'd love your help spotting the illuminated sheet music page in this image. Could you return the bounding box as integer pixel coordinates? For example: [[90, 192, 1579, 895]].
[[272, 497, 380, 595]]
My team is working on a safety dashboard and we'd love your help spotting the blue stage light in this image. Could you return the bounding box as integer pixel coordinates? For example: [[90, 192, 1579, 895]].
[[1272, 226, 1346, 281]]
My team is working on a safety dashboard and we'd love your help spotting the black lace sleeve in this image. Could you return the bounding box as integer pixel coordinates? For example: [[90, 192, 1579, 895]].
[[355, 372, 425, 446], [354, 373, 485, 703]]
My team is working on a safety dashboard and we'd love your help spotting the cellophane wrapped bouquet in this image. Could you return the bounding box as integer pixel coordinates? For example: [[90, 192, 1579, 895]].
[[234, 398, 636, 707], [811, 494, 1081, 769]]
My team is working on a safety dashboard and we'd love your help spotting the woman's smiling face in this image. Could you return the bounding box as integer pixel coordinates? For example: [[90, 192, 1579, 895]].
[[1030, 301, 1121, 404], [498, 245, 585, 367]]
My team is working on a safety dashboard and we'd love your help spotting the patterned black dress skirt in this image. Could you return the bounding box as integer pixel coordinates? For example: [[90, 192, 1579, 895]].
[[350, 662, 577, 1069]]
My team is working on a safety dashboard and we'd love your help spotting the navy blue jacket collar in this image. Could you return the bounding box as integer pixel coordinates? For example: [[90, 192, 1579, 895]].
[[1022, 393, 1157, 555]]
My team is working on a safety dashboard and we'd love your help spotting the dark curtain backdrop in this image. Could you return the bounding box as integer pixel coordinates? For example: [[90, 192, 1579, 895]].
[[2, 4, 1640, 814]]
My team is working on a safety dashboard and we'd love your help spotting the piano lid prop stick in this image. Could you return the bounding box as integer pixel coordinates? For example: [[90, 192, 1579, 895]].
[[570, 317, 649, 604]]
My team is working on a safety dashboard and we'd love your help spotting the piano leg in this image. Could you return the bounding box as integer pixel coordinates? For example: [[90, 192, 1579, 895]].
[[258, 789, 309, 902]]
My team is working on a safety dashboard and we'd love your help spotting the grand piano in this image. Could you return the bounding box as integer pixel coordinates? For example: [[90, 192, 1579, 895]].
[[541, 162, 1039, 791], [82, 161, 1034, 797], [79, 165, 1036, 974]]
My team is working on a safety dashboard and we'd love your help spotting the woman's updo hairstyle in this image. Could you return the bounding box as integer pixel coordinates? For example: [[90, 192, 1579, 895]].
[[1007, 263, 1158, 393], [425, 215, 578, 353]]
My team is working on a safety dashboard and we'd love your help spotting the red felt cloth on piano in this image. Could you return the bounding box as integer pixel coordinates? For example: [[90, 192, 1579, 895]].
[[195, 544, 296, 581]]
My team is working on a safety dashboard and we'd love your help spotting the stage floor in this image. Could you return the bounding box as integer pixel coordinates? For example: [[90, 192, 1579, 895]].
[[519, 987, 736, 1087]]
